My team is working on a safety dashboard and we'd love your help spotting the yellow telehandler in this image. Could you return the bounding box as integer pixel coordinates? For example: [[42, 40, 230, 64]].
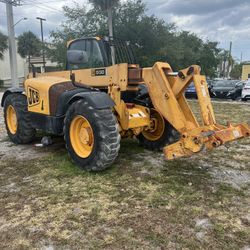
[[2, 37, 250, 171]]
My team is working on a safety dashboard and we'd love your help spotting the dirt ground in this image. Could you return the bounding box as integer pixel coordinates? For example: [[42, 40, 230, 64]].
[[0, 92, 250, 250]]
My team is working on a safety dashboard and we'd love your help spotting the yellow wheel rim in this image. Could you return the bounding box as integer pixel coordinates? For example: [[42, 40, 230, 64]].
[[70, 115, 94, 158], [142, 109, 165, 141], [6, 105, 18, 134]]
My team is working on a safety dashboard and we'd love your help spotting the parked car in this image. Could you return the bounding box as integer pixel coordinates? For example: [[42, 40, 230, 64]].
[[242, 80, 250, 101], [185, 82, 197, 98], [228, 80, 246, 100], [212, 80, 245, 100], [207, 79, 217, 97], [185, 80, 217, 98]]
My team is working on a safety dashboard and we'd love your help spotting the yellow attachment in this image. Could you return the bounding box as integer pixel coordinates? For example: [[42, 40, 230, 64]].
[[164, 123, 250, 159], [127, 105, 150, 129], [142, 62, 250, 159], [142, 109, 165, 141], [6, 105, 17, 134], [70, 115, 94, 158]]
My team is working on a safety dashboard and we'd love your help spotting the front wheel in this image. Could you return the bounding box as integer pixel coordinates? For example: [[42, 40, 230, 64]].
[[4, 93, 36, 144], [137, 109, 179, 151], [64, 99, 121, 171]]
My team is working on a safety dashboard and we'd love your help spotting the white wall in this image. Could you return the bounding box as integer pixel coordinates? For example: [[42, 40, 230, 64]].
[[0, 39, 28, 87], [0, 39, 59, 87]]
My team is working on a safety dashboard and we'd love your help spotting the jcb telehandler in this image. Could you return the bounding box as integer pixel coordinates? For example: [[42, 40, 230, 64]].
[[2, 37, 250, 171]]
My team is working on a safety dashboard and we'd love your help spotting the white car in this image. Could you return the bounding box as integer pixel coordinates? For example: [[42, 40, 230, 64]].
[[242, 80, 250, 101]]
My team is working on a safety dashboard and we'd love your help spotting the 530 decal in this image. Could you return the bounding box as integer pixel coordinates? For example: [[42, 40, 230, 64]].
[[91, 68, 106, 76], [27, 86, 40, 106]]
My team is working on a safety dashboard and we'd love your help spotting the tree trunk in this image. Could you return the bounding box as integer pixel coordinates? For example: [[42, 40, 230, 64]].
[[107, 6, 115, 65], [28, 54, 31, 73]]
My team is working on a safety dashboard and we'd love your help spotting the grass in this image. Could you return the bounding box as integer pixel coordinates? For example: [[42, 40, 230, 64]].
[[0, 101, 249, 249]]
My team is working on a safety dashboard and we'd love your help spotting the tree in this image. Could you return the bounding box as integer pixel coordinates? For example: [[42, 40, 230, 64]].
[[89, 0, 120, 64], [0, 31, 8, 60], [199, 41, 221, 78], [89, 0, 119, 33], [230, 63, 243, 79], [89, 0, 119, 10], [48, 0, 221, 77], [17, 31, 41, 66]]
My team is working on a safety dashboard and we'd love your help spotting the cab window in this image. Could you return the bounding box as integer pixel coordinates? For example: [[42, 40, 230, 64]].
[[67, 39, 104, 70], [92, 40, 104, 68]]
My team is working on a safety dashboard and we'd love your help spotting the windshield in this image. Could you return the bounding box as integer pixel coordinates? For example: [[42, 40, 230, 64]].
[[215, 80, 238, 87]]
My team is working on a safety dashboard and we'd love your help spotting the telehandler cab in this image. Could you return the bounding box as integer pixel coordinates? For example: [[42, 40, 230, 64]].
[[2, 37, 250, 171]]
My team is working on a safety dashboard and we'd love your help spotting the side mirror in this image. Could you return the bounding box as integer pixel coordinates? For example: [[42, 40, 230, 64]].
[[67, 50, 89, 65]]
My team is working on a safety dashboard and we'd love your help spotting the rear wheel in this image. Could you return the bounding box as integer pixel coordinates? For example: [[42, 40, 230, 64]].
[[3, 94, 36, 144], [137, 109, 179, 151], [64, 99, 120, 171]]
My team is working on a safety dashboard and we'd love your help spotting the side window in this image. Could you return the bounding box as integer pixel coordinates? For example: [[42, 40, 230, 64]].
[[68, 39, 104, 70]]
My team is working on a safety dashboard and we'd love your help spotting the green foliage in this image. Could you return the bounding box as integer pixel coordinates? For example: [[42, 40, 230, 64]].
[[0, 31, 8, 60], [199, 41, 221, 77], [48, 0, 221, 77], [230, 63, 243, 79], [17, 31, 41, 59], [89, 0, 120, 10]]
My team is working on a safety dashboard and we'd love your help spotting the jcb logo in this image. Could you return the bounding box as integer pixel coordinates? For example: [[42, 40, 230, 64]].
[[28, 86, 40, 106]]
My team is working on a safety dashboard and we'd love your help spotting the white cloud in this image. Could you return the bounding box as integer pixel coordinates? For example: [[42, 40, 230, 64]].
[[144, 0, 250, 61]]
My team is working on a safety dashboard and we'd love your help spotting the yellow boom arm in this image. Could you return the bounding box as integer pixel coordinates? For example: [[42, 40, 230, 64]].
[[143, 62, 250, 159]]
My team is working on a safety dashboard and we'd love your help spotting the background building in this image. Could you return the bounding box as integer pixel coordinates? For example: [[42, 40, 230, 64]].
[[0, 39, 58, 88], [241, 64, 250, 80], [0, 40, 27, 87]]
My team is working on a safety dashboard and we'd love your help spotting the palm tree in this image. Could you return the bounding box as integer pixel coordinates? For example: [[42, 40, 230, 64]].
[[0, 31, 8, 60], [89, 0, 119, 64]]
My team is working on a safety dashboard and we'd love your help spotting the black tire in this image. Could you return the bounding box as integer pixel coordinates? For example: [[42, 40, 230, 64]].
[[135, 88, 179, 151], [241, 98, 247, 102], [3, 93, 36, 144], [64, 99, 121, 171], [137, 116, 179, 151]]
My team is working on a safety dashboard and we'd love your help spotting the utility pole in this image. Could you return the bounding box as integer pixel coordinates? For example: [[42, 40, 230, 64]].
[[240, 52, 243, 63], [36, 17, 46, 72], [0, 0, 22, 87], [227, 41, 232, 78]]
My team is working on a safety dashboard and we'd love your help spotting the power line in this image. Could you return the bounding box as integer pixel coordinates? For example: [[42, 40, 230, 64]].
[[21, 0, 64, 13], [19, 3, 63, 14], [22, 0, 67, 4]]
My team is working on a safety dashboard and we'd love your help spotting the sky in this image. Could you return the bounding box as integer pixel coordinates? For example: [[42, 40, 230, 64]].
[[0, 0, 250, 62]]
